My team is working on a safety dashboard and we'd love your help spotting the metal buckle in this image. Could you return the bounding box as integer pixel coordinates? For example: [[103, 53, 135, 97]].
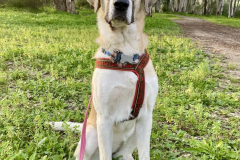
[[120, 54, 134, 64]]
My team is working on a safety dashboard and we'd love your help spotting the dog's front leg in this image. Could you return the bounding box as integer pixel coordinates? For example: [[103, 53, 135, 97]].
[[97, 114, 113, 160], [136, 113, 153, 160]]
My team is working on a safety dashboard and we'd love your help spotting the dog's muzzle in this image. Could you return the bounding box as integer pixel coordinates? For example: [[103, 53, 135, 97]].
[[106, 0, 133, 27]]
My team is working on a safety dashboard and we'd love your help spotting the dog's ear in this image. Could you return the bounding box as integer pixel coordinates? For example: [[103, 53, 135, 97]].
[[143, 0, 156, 16], [87, 0, 100, 13]]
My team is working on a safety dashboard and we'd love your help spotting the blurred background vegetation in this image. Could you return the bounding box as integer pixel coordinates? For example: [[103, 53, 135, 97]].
[[0, 0, 90, 10], [0, 0, 239, 17]]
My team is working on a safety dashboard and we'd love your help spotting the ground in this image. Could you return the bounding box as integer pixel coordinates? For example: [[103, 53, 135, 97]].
[[173, 16, 240, 79], [0, 9, 240, 159]]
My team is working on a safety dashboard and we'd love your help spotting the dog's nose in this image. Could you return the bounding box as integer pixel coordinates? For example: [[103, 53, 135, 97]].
[[114, 0, 129, 11]]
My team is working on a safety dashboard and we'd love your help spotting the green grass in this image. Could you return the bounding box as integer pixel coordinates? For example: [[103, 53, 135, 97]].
[[200, 15, 240, 28], [177, 13, 240, 28], [0, 8, 240, 160]]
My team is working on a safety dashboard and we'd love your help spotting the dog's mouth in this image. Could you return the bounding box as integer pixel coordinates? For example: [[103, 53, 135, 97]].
[[104, 0, 134, 28], [113, 15, 127, 22], [106, 14, 130, 28]]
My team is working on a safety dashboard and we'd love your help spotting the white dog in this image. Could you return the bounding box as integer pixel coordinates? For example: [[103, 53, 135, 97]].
[[50, 0, 158, 159]]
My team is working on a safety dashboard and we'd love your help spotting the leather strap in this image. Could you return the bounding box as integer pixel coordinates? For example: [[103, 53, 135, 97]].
[[95, 52, 149, 120]]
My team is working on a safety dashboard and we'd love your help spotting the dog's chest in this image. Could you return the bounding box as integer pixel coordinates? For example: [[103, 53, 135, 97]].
[[92, 69, 138, 122]]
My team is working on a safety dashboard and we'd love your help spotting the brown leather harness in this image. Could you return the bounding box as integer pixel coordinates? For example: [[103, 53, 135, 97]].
[[95, 51, 150, 120]]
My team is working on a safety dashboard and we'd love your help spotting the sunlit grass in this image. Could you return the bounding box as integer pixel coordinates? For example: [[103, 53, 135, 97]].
[[203, 16, 240, 28]]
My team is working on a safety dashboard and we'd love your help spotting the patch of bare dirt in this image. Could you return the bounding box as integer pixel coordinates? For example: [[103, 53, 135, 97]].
[[172, 17, 240, 79]]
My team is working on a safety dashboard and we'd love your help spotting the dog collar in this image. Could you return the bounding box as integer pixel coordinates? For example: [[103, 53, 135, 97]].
[[102, 48, 140, 64]]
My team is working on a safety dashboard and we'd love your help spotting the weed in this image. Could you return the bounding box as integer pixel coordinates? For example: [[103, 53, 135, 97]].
[[227, 63, 237, 70]]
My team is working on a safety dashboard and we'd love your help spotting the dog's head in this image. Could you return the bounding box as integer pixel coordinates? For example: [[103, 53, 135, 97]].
[[87, 0, 155, 28]]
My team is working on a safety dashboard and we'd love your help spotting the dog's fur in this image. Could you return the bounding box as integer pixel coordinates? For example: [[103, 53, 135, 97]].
[[50, 0, 158, 159]]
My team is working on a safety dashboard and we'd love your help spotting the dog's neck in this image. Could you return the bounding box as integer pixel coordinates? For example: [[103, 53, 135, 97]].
[[95, 9, 148, 57]]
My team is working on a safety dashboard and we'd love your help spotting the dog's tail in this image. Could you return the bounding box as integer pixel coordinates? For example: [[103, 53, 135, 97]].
[[48, 122, 83, 132]]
